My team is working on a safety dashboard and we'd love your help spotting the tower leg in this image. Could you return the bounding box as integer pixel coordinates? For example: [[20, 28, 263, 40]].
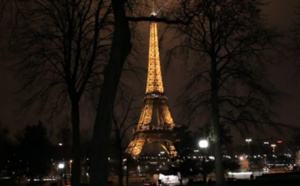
[[126, 138, 145, 157], [160, 141, 177, 158]]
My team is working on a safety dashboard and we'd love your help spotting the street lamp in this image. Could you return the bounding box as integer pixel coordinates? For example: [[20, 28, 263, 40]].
[[199, 140, 209, 149], [58, 162, 65, 182], [198, 139, 209, 184], [58, 162, 67, 184], [245, 138, 252, 156], [58, 163, 65, 169], [245, 139, 252, 143]]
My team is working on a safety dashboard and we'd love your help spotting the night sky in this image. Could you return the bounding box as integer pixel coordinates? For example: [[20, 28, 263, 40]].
[[0, 0, 300, 142]]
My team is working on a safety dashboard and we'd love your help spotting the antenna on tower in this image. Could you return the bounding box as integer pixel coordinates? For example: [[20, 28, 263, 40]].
[[151, 0, 157, 16]]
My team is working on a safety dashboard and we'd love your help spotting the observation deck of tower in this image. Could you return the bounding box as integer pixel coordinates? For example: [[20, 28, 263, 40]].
[[126, 15, 177, 158]]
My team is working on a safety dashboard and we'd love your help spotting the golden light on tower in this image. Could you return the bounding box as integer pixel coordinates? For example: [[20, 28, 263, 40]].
[[146, 22, 164, 94], [126, 19, 177, 158]]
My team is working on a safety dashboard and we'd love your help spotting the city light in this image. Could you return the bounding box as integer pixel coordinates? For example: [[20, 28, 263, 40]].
[[228, 172, 252, 175], [199, 139, 208, 148], [271, 144, 277, 153], [58, 163, 65, 169], [245, 139, 252, 143], [208, 156, 215, 160]]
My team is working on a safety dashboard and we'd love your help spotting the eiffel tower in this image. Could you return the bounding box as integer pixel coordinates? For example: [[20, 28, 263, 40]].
[[126, 17, 177, 158]]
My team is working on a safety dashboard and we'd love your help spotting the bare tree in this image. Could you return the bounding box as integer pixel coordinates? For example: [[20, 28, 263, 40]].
[[111, 95, 139, 186], [87, 1, 206, 185], [14, 0, 112, 185], [0, 123, 12, 176], [174, 0, 280, 185], [90, 0, 131, 185]]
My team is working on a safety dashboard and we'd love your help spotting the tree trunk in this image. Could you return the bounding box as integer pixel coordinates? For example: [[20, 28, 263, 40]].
[[115, 127, 124, 186], [117, 143, 124, 186], [90, 0, 131, 186], [114, 122, 124, 186], [70, 99, 81, 186], [211, 58, 226, 186]]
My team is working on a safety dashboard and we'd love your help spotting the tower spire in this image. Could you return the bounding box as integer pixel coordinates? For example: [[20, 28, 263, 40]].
[[146, 22, 163, 94]]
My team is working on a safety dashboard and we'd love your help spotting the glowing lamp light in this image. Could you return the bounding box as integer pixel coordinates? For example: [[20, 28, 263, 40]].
[[245, 139, 252, 143], [208, 156, 215, 160], [151, 12, 157, 16], [271, 144, 276, 153], [58, 163, 65, 169], [277, 140, 282, 144], [199, 140, 209, 148]]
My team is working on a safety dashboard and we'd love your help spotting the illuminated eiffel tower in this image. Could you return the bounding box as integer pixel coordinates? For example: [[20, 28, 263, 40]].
[[126, 16, 177, 158]]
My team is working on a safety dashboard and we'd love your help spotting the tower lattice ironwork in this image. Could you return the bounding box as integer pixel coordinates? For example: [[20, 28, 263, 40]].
[[126, 21, 177, 158]]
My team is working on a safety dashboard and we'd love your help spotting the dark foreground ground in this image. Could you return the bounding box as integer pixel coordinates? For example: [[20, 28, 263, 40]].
[[0, 180, 299, 186], [1, 172, 300, 186], [1, 180, 300, 186], [187, 180, 299, 186]]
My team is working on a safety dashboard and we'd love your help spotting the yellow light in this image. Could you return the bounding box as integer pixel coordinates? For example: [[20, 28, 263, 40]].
[[125, 22, 177, 158]]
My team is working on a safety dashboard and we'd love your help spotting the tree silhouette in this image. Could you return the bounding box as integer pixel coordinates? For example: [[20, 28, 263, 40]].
[[111, 96, 139, 186], [0, 123, 13, 177], [179, 159, 200, 178], [175, 0, 280, 185], [17, 121, 53, 180], [14, 1, 112, 185], [90, 0, 131, 185], [174, 125, 198, 156], [200, 124, 232, 147]]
